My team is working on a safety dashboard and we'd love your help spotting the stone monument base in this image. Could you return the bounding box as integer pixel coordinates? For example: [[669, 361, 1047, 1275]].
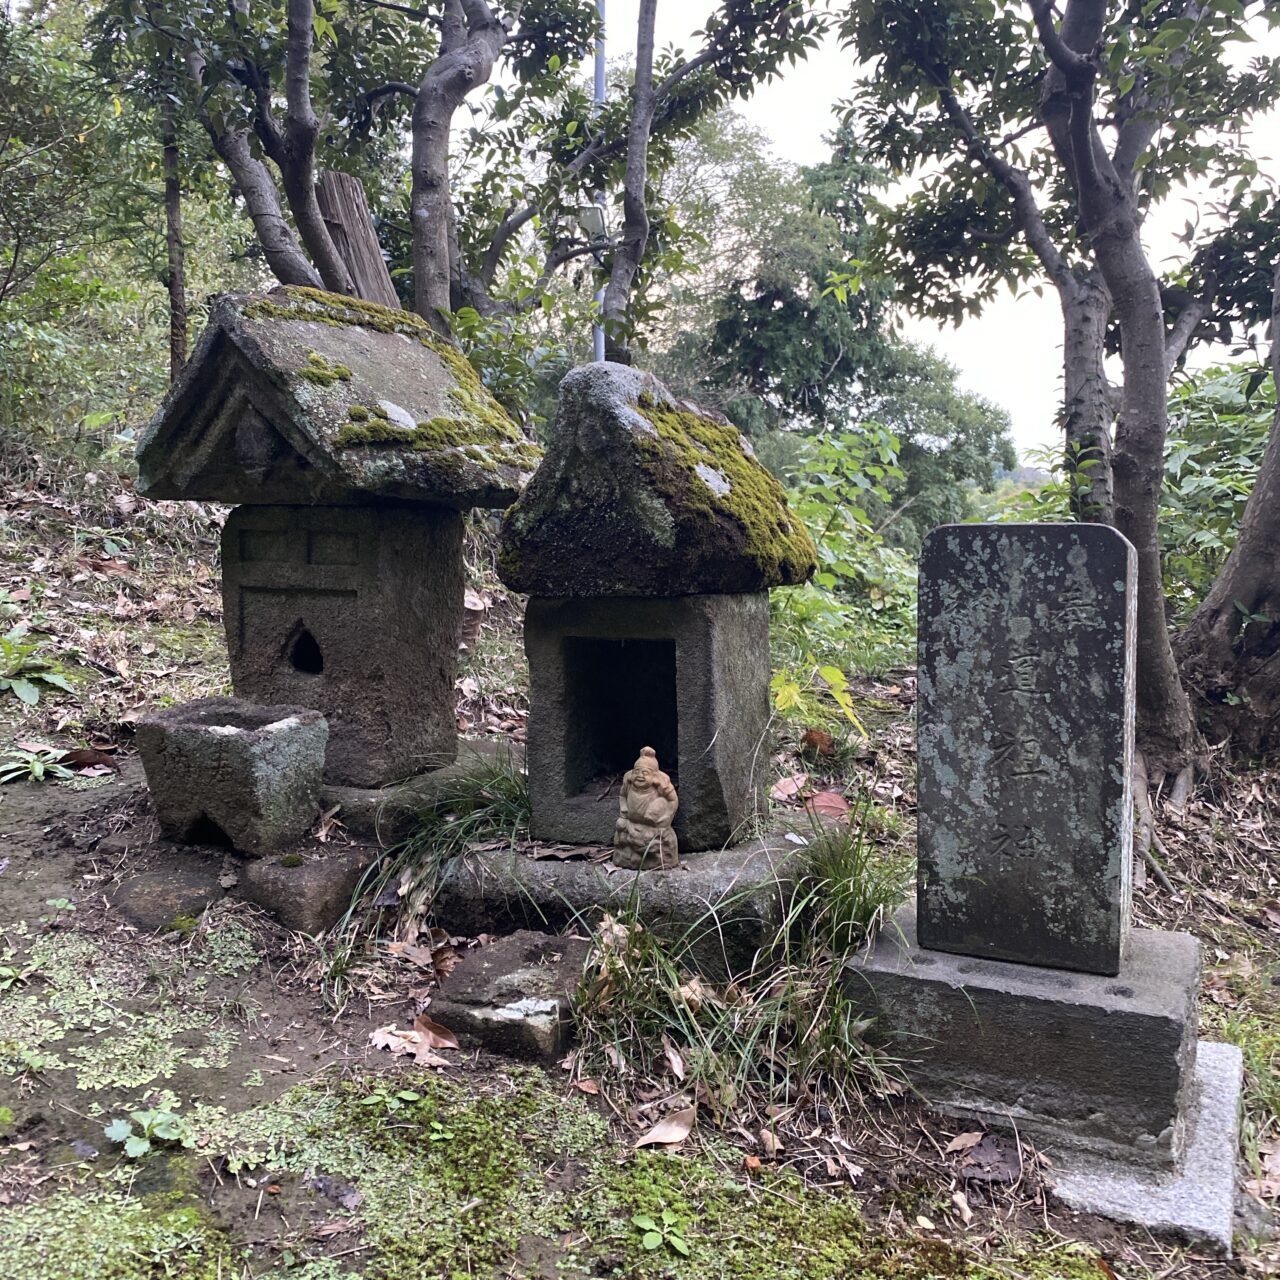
[[844, 905, 1240, 1254]]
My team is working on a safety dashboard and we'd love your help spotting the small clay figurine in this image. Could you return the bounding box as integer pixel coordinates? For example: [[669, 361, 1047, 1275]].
[[612, 746, 679, 871]]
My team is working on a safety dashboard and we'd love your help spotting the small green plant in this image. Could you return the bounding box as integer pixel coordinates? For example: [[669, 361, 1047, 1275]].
[[44, 897, 75, 914], [632, 1207, 691, 1258], [104, 1103, 196, 1158], [0, 625, 75, 705], [0, 955, 32, 991], [357, 1086, 424, 1115], [0, 746, 75, 784]]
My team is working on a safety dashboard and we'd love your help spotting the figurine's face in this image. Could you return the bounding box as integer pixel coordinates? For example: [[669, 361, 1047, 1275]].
[[632, 758, 658, 787]]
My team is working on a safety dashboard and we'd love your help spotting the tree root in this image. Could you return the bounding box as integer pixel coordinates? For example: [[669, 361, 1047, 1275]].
[[1132, 749, 1176, 894]]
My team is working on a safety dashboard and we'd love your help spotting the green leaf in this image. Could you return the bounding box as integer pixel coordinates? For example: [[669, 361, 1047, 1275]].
[[670, 1235, 691, 1256], [631, 1215, 658, 1232], [123, 1134, 151, 1158], [641, 1232, 663, 1250], [104, 1118, 133, 1143], [9, 677, 39, 705]]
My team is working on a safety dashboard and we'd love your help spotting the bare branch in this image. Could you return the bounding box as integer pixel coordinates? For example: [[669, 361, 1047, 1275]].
[[1027, 0, 1097, 85]]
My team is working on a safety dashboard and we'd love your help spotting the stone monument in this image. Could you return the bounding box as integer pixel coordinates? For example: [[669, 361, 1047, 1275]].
[[136, 286, 539, 786], [845, 523, 1243, 1254], [498, 362, 815, 852]]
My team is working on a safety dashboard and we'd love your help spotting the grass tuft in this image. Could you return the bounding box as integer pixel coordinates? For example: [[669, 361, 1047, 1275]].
[[573, 794, 911, 1122]]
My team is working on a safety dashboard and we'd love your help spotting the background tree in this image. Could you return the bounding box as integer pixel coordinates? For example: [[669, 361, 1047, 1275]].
[[842, 0, 1280, 781]]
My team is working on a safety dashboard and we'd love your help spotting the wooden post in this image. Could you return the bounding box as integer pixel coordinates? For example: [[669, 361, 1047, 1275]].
[[316, 171, 401, 309]]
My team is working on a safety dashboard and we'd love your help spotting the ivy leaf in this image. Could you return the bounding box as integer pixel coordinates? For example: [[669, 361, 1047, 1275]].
[[123, 1134, 151, 1158]]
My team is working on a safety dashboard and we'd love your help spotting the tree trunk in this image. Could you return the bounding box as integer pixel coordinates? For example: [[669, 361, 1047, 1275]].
[[213, 126, 323, 289], [410, 3, 506, 331], [601, 0, 658, 363], [160, 96, 187, 381], [316, 171, 400, 308], [1174, 264, 1280, 756], [1037, 0, 1199, 776], [1060, 267, 1113, 521]]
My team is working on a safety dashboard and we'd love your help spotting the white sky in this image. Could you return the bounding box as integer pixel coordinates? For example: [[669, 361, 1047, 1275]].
[[600, 2, 1279, 460]]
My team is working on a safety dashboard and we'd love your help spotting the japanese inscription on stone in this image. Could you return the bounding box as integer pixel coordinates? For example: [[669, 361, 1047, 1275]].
[[916, 523, 1136, 975]]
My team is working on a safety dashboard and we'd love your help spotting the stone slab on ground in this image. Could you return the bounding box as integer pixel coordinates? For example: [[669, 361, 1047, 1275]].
[[432, 930, 591, 1063], [322, 739, 520, 841], [1050, 1040, 1243, 1256], [137, 697, 328, 856], [435, 835, 806, 980], [234, 844, 379, 935], [111, 857, 225, 932], [843, 905, 1199, 1169], [917, 523, 1136, 975]]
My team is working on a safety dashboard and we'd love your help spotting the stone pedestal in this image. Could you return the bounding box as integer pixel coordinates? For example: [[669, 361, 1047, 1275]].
[[845, 906, 1199, 1167], [844, 906, 1241, 1253], [137, 697, 327, 856], [222, 504, 463, 787], [523, 593, 769, 851]]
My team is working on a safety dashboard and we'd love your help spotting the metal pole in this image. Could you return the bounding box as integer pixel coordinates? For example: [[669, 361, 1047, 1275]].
[[592, 0, 606, 362]]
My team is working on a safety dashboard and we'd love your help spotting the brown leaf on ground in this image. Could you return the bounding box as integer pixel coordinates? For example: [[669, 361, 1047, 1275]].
[[770, 773, 809, 804], [573, 1079, 600, 1095], [806, 790, 850, 819], [759, 1128, 783, 1157], [944, 1130, 985, 1154], [413, 1013, 459, 1050], [635, 1106, 695, 1148]]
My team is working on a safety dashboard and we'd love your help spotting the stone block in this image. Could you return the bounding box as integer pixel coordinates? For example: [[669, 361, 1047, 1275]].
[[235, 844, 378, 935], [110, 858, 225, 932], [917, 523, 1137, 974], [137, 697, 328, 857], [1050, 1040, 1243, 1256], [434, 836, 804, 980], [523, 593, 769, 851], [843, 906, 1199, 1169], [431, 931, 591, 1062], [222, 504, 463, 787]]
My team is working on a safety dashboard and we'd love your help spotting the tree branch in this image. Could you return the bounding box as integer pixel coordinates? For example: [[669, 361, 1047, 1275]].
[[1027, 0, 1098, 85], [1164, 271, 1218, 377], [934, 80, 1074, 293]]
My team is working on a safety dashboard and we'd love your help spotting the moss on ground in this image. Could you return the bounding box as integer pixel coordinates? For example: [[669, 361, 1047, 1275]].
[[0, 1189, 236, 1280], [0, 931, 238, 1092]]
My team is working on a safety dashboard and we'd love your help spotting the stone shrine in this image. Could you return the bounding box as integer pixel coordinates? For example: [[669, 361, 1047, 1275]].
[[846, 522, 1243, 1253], [136, 286, 539, 786], [497, 362, 815, 851]]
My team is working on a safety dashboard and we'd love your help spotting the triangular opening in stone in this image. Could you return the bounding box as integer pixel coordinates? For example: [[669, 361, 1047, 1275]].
[[183, 813, 235, 849], [287, 625, 324, 675]]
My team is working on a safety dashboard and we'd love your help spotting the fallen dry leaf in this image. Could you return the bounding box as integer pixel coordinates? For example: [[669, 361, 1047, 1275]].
[[413, 1013, 459, 1050], [916, 1215, 936, 1231], [759, 1127, 783, 1157], [635, 1106, 695, 1148], [573, 1079, 600, 1095], [661, 1033, 686, 1082], [806, 790, 850, 819], [742, 1154, 762, 1173], [950, 1190, 973, 1225], [770, 772, 809, 804], [945, 1130, 985, 1154]]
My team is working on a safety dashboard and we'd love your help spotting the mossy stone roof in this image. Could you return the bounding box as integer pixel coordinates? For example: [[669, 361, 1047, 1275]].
[[498, 363, 816, 596], [136, 287, 539, 509]]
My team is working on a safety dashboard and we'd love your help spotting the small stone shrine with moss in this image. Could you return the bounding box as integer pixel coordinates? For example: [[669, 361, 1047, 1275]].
[[498, 362, 815, 852], [137, 286, 539, 789]]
